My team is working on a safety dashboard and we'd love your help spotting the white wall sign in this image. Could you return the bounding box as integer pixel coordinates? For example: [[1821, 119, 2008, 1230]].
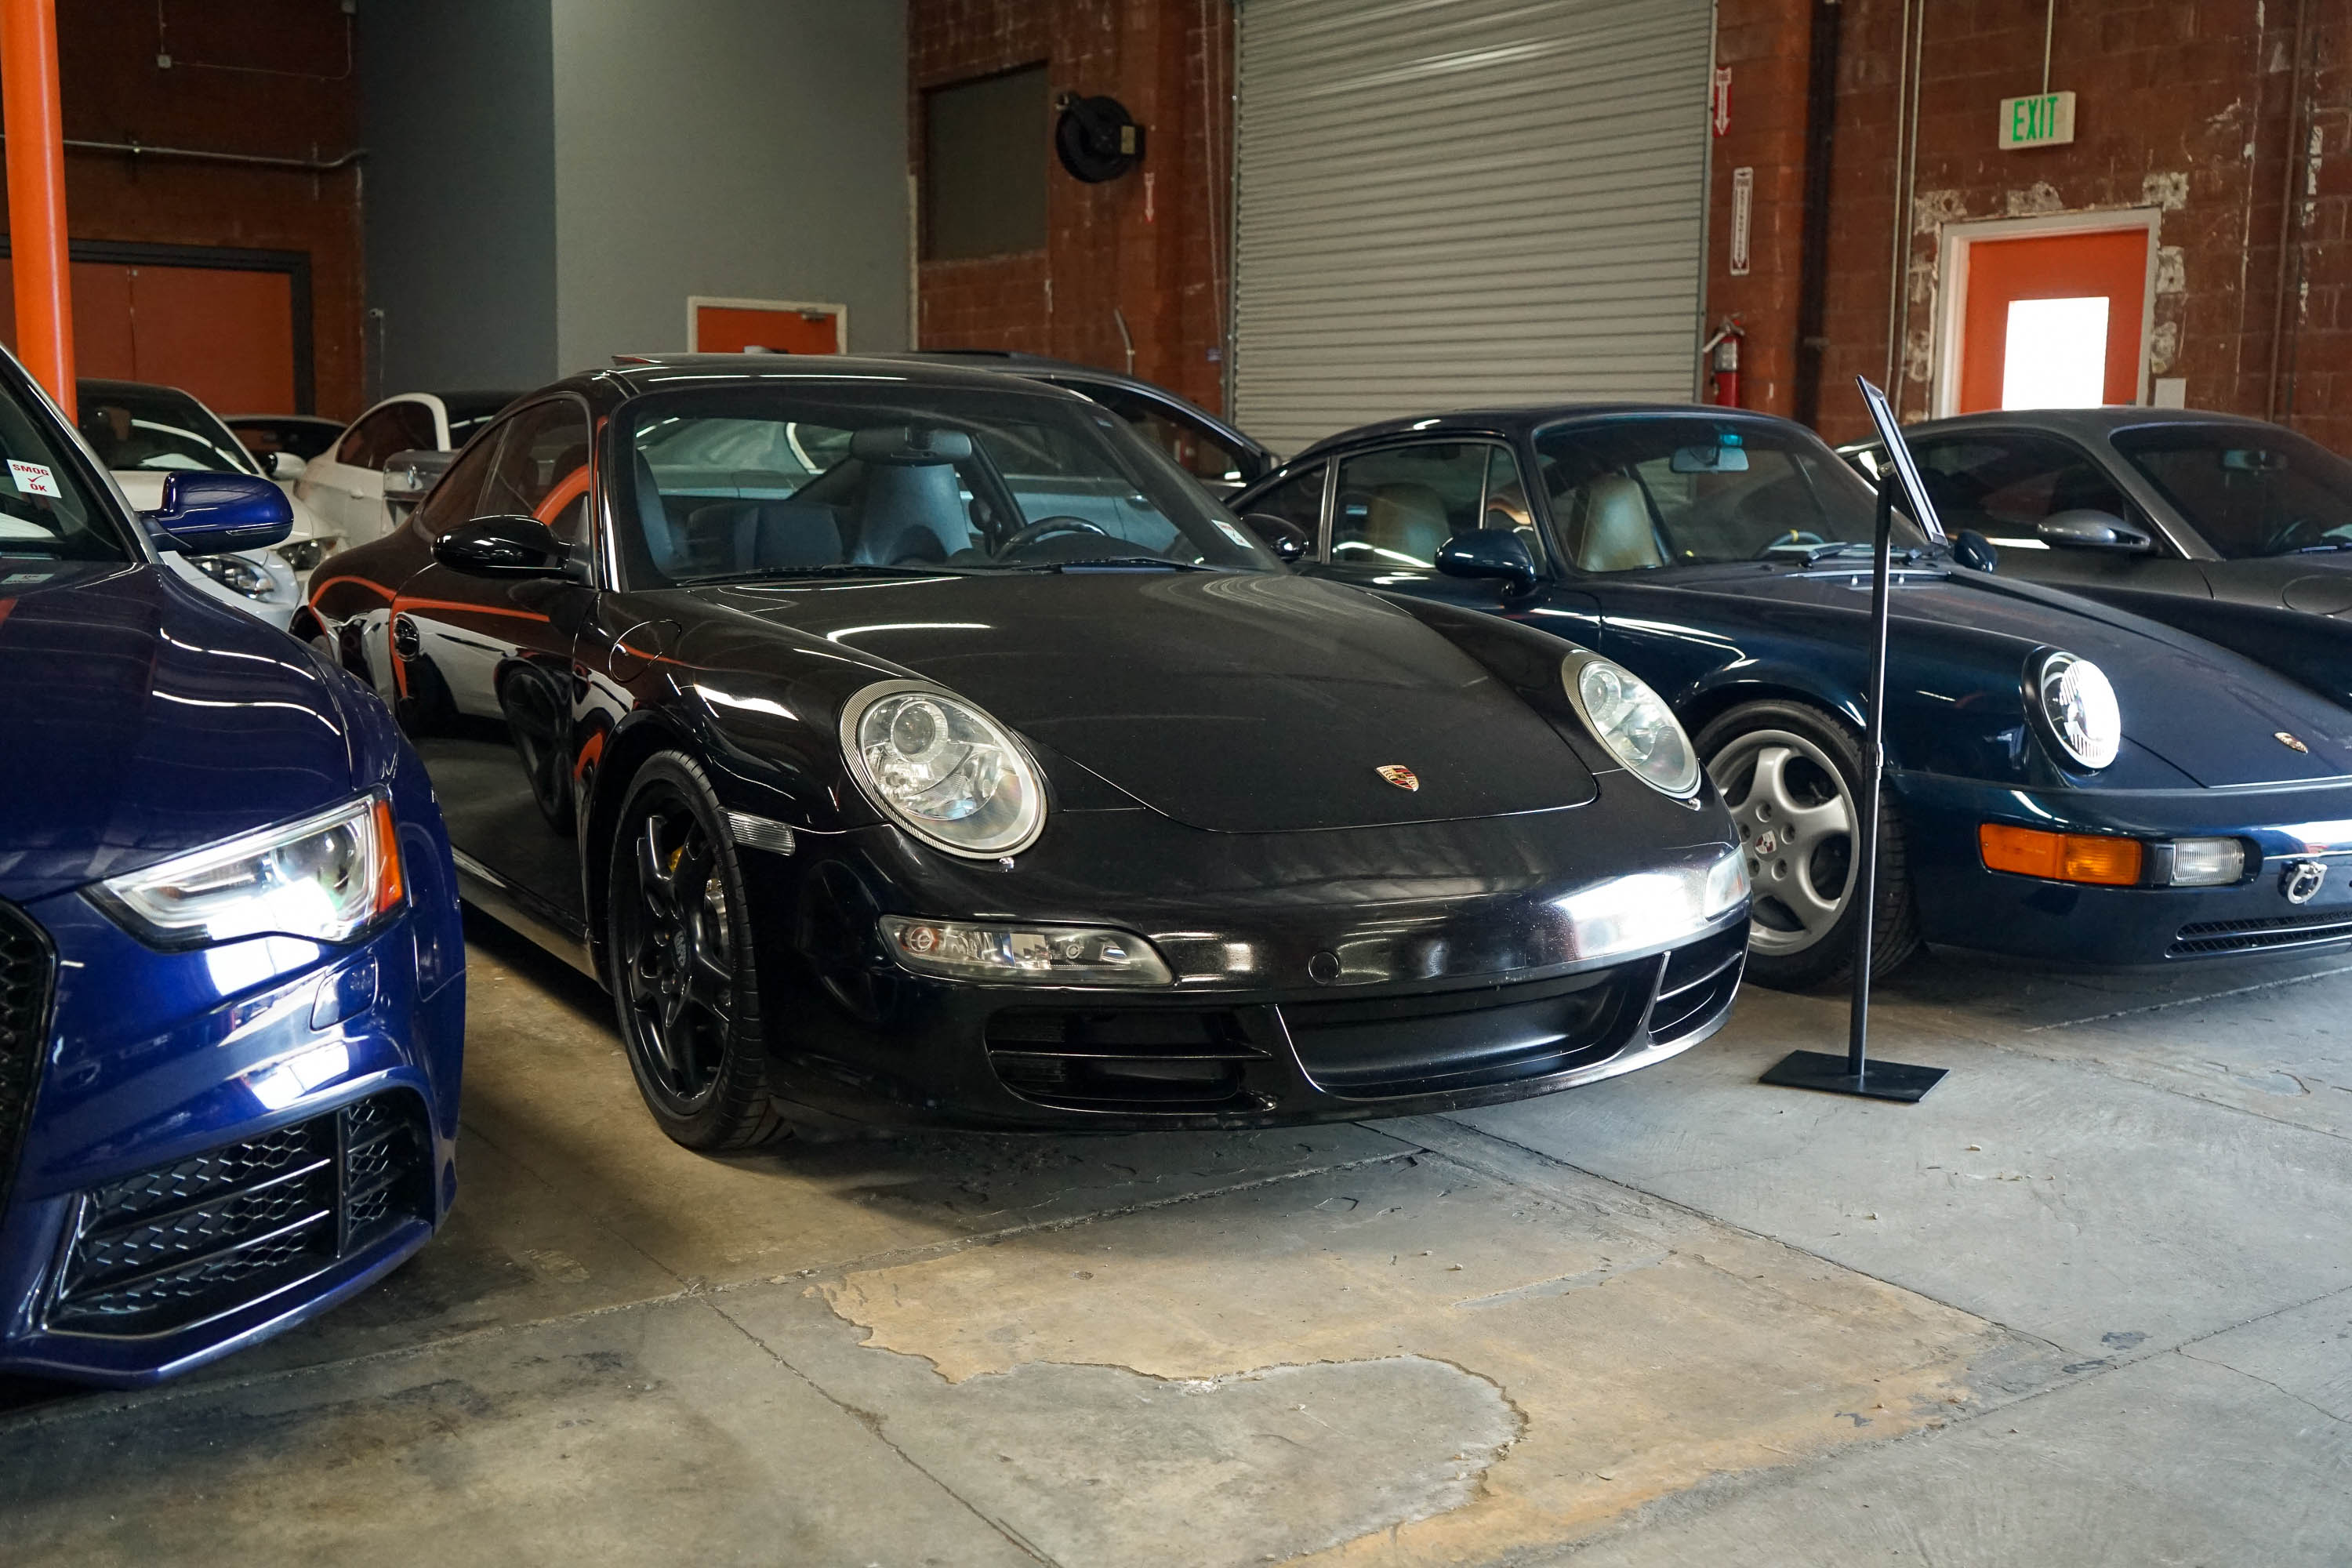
[[1729, 167, 1753, 277]]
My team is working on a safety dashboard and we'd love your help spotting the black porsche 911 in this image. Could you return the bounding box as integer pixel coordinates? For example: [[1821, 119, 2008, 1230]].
[[299, 355, 1751, 1145]]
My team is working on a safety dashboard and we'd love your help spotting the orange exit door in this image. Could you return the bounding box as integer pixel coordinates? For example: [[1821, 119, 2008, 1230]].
[[1957, 227, 2150, 412], [0, 255, 299, 412], [688, 296, 845, 354]]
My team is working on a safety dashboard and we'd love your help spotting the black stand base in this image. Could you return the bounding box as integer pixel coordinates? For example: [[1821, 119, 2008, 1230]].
[[1759, 1050, 1948, 1102]]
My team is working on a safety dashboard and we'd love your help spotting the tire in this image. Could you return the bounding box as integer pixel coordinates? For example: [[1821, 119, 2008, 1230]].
[[604, 751, 793, 1149], [496, 664, 577, 834], [1695, 699, 1920, 990]]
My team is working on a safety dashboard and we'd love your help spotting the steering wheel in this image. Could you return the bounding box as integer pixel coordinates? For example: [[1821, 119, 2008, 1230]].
[[2265, 516, 2346, 554], [997, 516, 1110, 553], [1753, 529, 1827, 558]]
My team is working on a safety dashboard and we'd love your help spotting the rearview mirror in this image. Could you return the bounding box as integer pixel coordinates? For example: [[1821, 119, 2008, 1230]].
[[1436, 530, 1539, 594], [1238, 513, 1308, 563], [2037, 510, 2151, 553], [142, 473, 293, 554], [850, 426, 973, 465], [434, 515, 575, 579]]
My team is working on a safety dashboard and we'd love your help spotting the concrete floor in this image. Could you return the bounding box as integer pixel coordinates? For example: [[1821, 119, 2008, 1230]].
[[6, 919, 2352, 1566]]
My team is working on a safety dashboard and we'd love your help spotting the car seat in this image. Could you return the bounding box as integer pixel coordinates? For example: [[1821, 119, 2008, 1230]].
[[687, 500, 845, 570], [1360, 481, 1449, 564], [633, 451, 689, 575], [1563, 475, 1664, 572]]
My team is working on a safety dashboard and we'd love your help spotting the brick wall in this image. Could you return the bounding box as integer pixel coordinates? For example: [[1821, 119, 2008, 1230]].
[[1714, 0, 2350, 449], [909, 0, 1232, 414]]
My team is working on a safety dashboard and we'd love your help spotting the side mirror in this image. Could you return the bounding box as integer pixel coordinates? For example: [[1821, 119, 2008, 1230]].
[[266, 450, 308, 482], [382, 448, 453, 505], [1238, 512, 1309, 563], [1951, 528, 1999, 572], [142, 473, 293, 554], [1436, 530, 1539, 594], [2037, 510, 2152, 553], [434, 515, 575, 579]]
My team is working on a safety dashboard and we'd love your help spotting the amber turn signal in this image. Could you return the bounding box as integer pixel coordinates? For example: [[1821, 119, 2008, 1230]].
[[372, 797, 408, 914], [1979, 823, 2143, 886]]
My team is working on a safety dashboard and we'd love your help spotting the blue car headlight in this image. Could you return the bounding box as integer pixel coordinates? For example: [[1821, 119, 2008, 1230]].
[[89, 794, 406, 949]]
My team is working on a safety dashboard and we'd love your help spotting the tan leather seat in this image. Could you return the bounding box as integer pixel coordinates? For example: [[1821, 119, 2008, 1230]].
[[1361, 481, 1448, 564], [1564, 475, 1664, 572]]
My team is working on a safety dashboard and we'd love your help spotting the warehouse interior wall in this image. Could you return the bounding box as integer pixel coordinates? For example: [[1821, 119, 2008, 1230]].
[[550, 0, 911, 375], [359, 0, 558, 399]]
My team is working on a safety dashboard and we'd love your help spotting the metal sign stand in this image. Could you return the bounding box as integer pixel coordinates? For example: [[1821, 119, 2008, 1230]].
[[1759, 379, 1950, 1103]]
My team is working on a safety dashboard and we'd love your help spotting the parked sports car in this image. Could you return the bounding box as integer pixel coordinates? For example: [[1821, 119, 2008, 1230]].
[[303, 355, 1750, 1145], [77, 378, 340, 626], [0, 350, 464, 1385], [1232, 405, 2352, 987], [872, 350, 1276, 498], [227, 412, 347, 470], [298, 389, 521, 550]]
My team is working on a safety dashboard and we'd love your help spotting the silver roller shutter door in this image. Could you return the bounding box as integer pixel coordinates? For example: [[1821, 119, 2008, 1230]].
[[1232, 0, 1714, 457]]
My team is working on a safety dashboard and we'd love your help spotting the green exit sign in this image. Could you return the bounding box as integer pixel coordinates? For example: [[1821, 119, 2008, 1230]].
[[2000, 91, 2077, 150]]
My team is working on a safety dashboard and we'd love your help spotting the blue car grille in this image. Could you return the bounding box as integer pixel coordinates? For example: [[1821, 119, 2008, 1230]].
[[45, 1090, 431, 1338], [0, 901, 55, 1217]]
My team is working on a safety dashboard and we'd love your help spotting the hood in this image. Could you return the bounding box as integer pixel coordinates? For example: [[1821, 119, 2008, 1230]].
[[702, 571, 1595, 832], [1675, 565, 2352, 787], [0, 563, 357, 902]]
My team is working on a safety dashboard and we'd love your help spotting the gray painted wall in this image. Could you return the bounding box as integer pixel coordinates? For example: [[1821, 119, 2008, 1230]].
[[359, 0, 559, 397], [550, 0, 910, 376]]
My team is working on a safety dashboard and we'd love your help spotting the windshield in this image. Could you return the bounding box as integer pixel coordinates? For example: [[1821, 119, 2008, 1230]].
[[616, 382, 1279, 586], [0, 372, 131, 562], [2111, 423, 2352, 558], [74, 383, 259, 477], [1532, 415, 1922, 570]]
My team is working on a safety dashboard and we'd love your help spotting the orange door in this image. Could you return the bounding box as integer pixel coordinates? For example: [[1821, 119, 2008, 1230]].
[[691, 302, 842, 354], [1958, 228, 2149, 412], [0, 258, 296, 412]]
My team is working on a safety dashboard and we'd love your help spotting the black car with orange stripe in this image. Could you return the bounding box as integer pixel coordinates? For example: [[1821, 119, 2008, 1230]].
[[298, 355, 1751, 1144]]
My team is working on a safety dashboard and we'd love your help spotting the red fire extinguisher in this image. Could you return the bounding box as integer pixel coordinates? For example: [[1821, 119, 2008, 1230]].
[[1701, 317, 1745, 408]]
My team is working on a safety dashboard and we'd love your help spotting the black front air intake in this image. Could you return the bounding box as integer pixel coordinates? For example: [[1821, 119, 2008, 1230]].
[[0, 901, 55, 1218], [45, 1091, 433, 1338]]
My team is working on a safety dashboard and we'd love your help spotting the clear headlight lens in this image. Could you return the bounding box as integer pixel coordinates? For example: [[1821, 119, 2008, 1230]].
[[193, 552, 276, 598], [879, 916, 1172, 986], [842, 683, 1045, 857], [2034, 650, 2122, 769], [1562, 652, 1702, 797], [1703, 846, 1751, 918], [276, 537, 339, 574], [2169, 837, 2247, 887], [90, 795, 405, 949]]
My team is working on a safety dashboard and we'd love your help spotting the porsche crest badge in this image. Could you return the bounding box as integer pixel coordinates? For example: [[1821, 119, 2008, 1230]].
[[1375, 764, 1421, 792], [2278, 731, 2310, 753]]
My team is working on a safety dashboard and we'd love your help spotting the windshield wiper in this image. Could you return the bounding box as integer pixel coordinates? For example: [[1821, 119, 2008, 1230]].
[[690, 563, 966, 585], [2282, 541, 2352, 555], [1018, 556, 1220, 572]]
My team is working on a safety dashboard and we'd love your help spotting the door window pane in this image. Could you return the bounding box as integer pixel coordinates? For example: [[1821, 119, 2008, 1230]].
[[412, 433, 502, 540], [1911, 434, 2129, 545], [481, 400, 595, 544], [1333, 444, 1494, 568], [1082, 386, 1249, 485]]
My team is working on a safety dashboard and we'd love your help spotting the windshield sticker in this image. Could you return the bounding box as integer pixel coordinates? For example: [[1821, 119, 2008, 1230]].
[[6, 460, 60, 498], [1213, 518, 1252, 550], [4, 572, 52, 584]]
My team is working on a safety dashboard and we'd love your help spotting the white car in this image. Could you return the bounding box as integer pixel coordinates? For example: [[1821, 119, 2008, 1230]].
[[297, 390, 517, 548], [76, 378, 338, 629]]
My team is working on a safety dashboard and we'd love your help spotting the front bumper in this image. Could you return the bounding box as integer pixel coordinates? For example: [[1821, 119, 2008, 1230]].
[[1896, 770, 2352, 966], [0, 819, 465, 1386], [733, 797, 1750, 1131]]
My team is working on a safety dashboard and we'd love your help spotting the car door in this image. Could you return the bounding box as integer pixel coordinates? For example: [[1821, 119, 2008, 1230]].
[[1906, 430, 2211, 597], [303, 399, 438, 547], [392, 395, 598, 938]]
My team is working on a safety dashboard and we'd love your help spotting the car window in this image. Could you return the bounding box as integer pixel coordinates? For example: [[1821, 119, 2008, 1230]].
[[1241, 463, 1326, 550], [336, 402, 437, 470], [479, 399, 594, 545], [1909, 434, 2130, 546], [1332, 444, 1494, 568], [441, 392, 520, 449], [0, 375, 125, 561], [616, 384, 1275, 587], [412, 428, 503, 540], [74, 384, 258, 476], [1533, 416, 1916, 572], [2111, 424, 2352, 560], [1076, 384, 1250, 485]]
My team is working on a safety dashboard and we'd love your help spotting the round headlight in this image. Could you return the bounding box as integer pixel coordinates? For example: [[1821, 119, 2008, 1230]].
[[2034, 650, 2121, 770], [840, 681, 1046, 857], [1562, 652, 1702, 797], [193, 553, 275, 599]]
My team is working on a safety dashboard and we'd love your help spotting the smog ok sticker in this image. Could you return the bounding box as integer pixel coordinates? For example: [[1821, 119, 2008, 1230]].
[[6, 460, 60, 498]]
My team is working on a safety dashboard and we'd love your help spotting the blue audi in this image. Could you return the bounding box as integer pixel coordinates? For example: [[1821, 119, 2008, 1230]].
[[0, 351, 463, 1386]]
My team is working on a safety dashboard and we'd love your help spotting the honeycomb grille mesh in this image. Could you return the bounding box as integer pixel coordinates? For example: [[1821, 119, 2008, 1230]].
[[0, 901, 55, 1214], [47, 1091, 432, 1337]]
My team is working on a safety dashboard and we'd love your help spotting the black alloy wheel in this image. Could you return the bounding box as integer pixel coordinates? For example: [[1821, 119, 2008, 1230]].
[[497, 664, 576, 833], [607, 752, 792, 1149], [1696, 699, 1921, 990]]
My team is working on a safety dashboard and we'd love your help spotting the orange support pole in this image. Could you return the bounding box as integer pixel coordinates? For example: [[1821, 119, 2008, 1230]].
[[1, 0, 72, 422]]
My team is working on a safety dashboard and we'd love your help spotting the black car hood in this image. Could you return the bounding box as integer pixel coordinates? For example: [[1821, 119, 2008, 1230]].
[[704, 570, 1595, 832], [1664, 564, 2352, 786], [0, 563, 356, 902]]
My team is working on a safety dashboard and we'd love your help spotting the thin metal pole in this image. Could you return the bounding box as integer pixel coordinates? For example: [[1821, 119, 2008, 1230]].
[[2, 0, 74, 421], [1847, 474, 1895, 1075]]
